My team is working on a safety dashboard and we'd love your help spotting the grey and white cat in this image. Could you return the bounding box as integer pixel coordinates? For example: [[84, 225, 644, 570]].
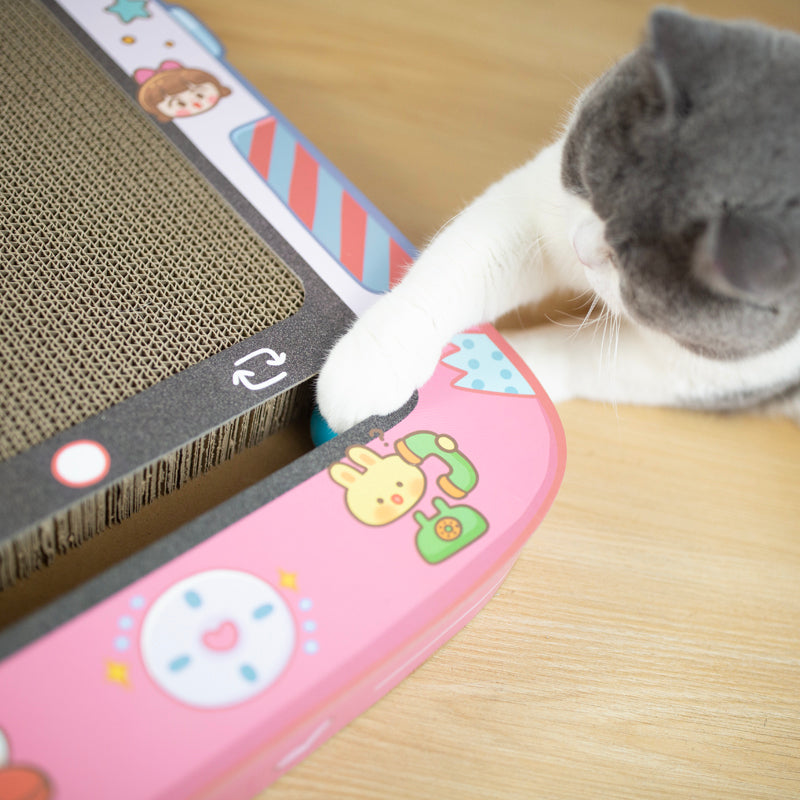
[[317, 7, 800, 432]]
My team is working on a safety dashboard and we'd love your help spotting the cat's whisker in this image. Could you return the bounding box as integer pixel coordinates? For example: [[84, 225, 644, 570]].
[[547, 310, 599, 329], [547, 317, 599, 337], [578, 295, 602, 331], [570, 287, 595, 303], [545, 295, 605, 340], [613, 314, 623, 417], [601, 310, 622, 418], [598, 306, 610, 358], [596, 308, 613, 409], [588, 297, 609, 344]]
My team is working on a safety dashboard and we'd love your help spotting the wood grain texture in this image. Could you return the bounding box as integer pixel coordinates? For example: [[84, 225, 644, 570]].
[[135, 0, 800, 796]]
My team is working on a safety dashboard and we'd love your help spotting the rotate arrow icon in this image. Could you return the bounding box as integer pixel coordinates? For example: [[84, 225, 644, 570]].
[[234, 348, 286, 368], [232, 348, 288, 391], [232, 369, 287, 391]]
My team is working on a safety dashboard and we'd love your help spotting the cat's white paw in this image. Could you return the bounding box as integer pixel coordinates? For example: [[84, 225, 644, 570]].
[[316, 305, 443, 433]]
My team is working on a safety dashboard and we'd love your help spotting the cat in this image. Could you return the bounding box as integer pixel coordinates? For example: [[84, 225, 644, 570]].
[[317, 7, 800, 433]]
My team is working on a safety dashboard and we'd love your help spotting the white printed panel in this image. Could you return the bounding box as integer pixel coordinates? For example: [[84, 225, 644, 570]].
[[141, 569, 296, 708]]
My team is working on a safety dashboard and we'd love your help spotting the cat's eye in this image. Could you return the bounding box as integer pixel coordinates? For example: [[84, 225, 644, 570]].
[[396, 481, 403, 487], [376, 497, 384, 504]]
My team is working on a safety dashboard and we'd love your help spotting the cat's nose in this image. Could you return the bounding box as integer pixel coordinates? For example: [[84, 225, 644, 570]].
[[391, 494, 403, 505], [572, 217, 612, 270]]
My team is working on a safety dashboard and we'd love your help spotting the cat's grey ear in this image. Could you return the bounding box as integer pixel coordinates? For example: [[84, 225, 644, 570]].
[[694, 214, 797, 301], [644, 7, 720, 117]]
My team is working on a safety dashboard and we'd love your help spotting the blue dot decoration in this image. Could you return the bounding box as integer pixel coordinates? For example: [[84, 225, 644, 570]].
[[169, 654, 191, 672], [253, 603, 274, 620], [442, 333, 535, 396], [184, 590, 202, 609]]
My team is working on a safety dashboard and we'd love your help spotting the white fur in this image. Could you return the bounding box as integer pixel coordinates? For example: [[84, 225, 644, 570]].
[[317, 137, 800, 432]]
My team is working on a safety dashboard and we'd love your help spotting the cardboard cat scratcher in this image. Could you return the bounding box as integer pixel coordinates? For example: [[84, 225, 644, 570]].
[[0, 1, 566, 797]]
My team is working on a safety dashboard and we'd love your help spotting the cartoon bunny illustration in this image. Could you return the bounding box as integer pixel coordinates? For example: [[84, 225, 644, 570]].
[[328, 432, 489, 563], [329, 445, 426, 526]]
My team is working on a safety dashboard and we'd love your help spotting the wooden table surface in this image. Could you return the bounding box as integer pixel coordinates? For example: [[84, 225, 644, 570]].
[[32, 0, 800, 797]]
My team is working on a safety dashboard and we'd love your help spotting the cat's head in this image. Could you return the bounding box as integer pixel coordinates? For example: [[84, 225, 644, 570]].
[[562, 7, 800, 358]]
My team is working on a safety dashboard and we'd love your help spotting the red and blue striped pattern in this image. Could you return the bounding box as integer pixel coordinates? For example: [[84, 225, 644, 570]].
[[232, 117, 412, 293]]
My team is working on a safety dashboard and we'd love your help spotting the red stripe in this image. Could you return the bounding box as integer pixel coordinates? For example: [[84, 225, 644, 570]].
[[340, 192, 367, 281], [389, 238, 413, 287], [248, 118, 277, 179], [289, 143, 319, 229]]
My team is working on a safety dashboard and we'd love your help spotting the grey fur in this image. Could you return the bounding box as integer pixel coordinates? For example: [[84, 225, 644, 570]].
[[562, 7, 800, 360]]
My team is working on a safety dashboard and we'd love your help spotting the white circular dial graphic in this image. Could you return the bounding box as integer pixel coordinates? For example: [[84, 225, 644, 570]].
[[141, 569, 296, 708]]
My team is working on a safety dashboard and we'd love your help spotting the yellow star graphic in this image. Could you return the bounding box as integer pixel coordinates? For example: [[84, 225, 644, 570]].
[[106, 660, 131, 689], [278, 569, 298, 590]]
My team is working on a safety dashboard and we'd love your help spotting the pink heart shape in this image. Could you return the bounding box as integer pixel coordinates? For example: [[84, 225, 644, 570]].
[[202, 621, 239, 652]]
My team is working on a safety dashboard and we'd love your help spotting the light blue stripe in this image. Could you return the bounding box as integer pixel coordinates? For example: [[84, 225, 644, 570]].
[[312, 167, 342, 257], [230, 124, 254, 160], [362, 215, 390, 292], [267, 124, 296, 203]]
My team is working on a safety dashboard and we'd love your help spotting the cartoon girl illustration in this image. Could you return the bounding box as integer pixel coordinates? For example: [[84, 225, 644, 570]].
[[134, 61, 231, 123]]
